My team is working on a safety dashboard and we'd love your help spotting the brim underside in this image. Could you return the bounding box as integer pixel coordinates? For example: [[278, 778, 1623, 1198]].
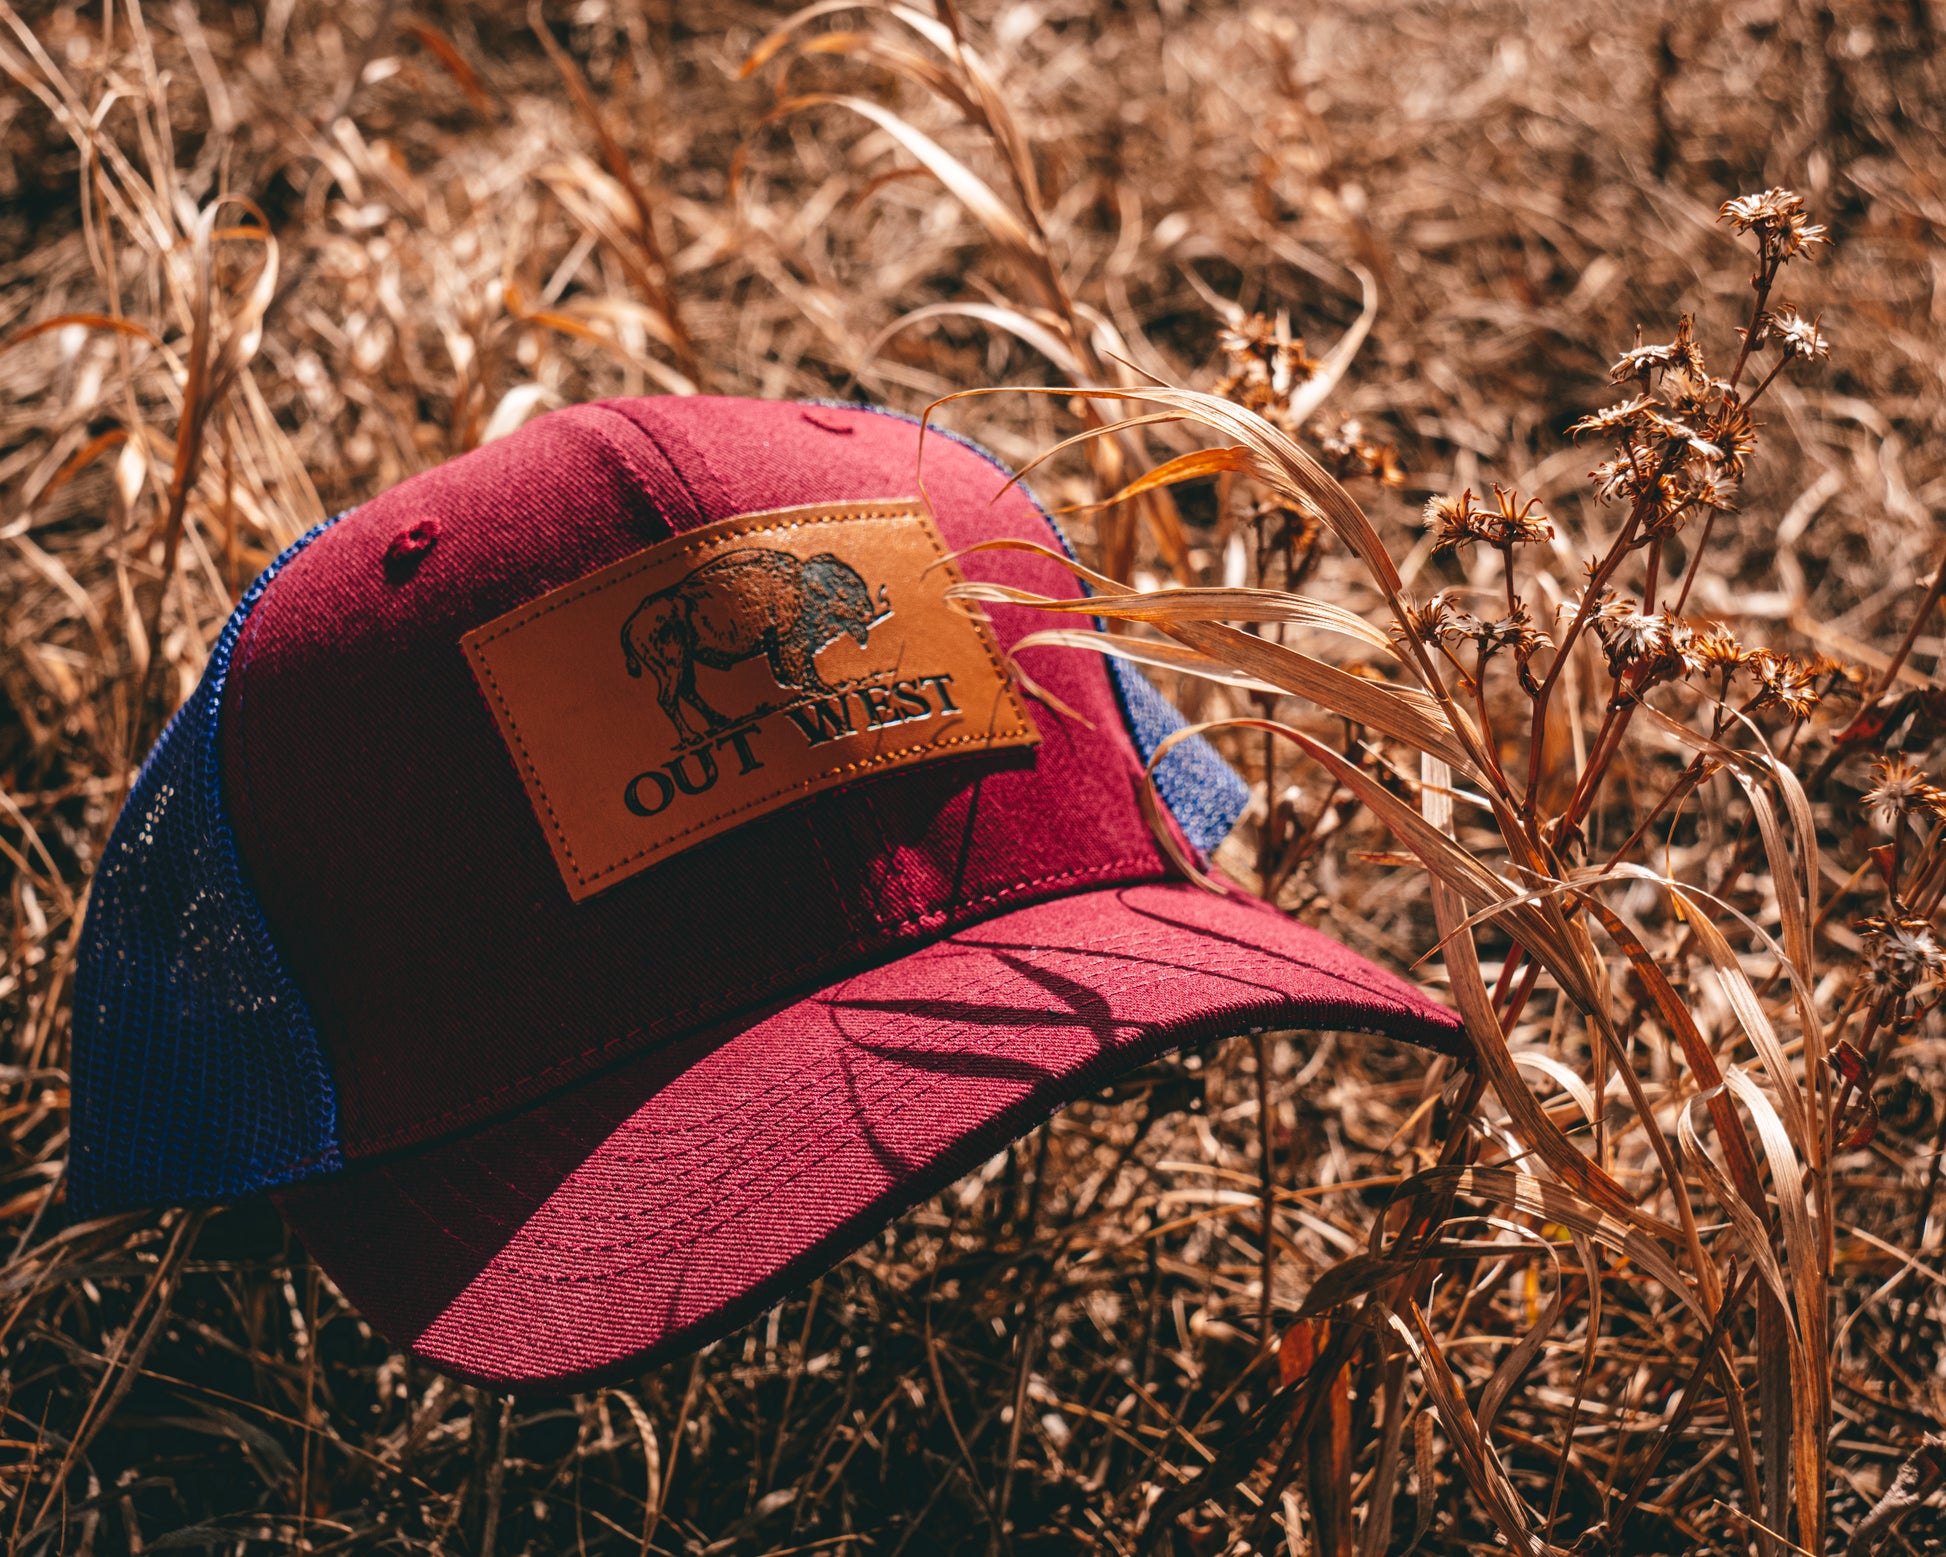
[[274, 882, 1463, 1390]]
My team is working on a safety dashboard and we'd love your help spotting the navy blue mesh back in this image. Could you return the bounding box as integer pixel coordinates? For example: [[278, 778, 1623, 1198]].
[[1106, 658, 1250, 854], [830, 403, 1250, 857], [70, 519, 348, 1216]]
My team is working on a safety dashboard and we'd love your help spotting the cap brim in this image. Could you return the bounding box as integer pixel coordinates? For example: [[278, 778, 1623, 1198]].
[[274, 883, 1463, 1389]]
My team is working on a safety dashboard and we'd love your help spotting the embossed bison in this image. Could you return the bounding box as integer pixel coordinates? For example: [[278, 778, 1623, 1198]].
[[621, 548, 888, 744]]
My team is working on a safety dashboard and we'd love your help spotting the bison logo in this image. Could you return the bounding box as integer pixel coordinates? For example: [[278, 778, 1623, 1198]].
[[620, 548, 890, 744]]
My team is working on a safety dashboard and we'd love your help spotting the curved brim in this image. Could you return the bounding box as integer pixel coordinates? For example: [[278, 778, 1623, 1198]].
[[275, 883, 1463, 1389]]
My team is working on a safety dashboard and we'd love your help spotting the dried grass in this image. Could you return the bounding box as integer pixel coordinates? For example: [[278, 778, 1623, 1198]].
[[4, 2, 1946, 1553]]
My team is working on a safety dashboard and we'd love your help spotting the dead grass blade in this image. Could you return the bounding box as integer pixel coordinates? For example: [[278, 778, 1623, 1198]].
[[1722, 1068, 1830, 1553], [1072, 444, 1254, 512], [1472, 1227, 1567, 1438], [1398, 1166, 1708, 1325], [528, 0, 697, 381], [969, 588, 1471, 770], [1, 312, 163, 352], [1845, 1433, 1946, 1557], [504, 280, 696, 396], [1277, 263, 1379, 431], [860, 301, 1083, 383], [1386, 1299, 1539, 1554], [762, 93, 1040, 263], [946, 538, 1401, 656], [1010, 628, 1283, 697]]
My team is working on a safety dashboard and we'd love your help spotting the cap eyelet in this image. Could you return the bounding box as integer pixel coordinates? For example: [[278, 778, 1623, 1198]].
[[384, 518, 441, 582]]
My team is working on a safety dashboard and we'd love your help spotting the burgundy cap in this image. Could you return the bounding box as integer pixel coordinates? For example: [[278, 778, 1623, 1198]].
[[75, 396, 1462, 1388]]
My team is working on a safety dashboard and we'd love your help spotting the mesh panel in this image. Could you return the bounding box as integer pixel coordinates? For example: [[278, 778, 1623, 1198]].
[[824, 402, 1250, 856], [70, 518, 348, 1216], [1106, 660, 1250, 855]]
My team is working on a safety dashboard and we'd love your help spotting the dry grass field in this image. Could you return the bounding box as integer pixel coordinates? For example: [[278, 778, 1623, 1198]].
[[4, 1, 1946, 1552]]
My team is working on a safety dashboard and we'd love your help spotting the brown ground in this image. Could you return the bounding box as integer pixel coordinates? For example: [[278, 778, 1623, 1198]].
[[3, 2, 1945, 1553]]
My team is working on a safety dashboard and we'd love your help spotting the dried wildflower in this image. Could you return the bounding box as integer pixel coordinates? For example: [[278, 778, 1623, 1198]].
[[1607, 610, 1669, 664], [1594, 599, 1677, 672], [1638, 406, 1723, 460], [1214, 313, 1320, 425], [1665, 619, 1703, 673], [1395, 593, 1545, 670], [1810, 653, 1869, 696], [1719, 188, 1799, 230], [1610, 314, 1706, 383], [1863, 758, 1946, 832], [1860, 915, 1946, 997], [1720, 187, 1829, 262], [1467, 608, 1539, 654], [1311, 415, 1404, 486], [1424, 485, 1553, 555], [1681, 472, 1739, 513], [1579, 329, 1762, 540], [1395, 593, 1459, 648], [1589, 452, 1637, 503], [1688, 624, 1751, 673], [1665, 372, 1721, 426], [1423, 493, 1474, 550], [1764, 305, 1831, 362], [1704, 398, 1758, 479], [1589, 441, 1686, 513], [1747, 650, 1822, 718], [1467, 605, 1546, 688], [1571, 396, 1657, 438]]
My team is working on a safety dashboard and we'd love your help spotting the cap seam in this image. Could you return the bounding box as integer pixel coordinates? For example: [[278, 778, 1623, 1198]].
[[590, 399, 723, 522], [218, 513, 359, 1168]]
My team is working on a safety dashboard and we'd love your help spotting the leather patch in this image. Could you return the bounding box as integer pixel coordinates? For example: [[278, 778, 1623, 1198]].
[[462, 500, 1039, 901]]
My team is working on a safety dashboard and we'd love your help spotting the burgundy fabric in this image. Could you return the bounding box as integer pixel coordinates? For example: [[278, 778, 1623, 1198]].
[[276, 882, 1462, 1389], [222, 399, 1169, 1156], [223, 393, 1466, 1384]]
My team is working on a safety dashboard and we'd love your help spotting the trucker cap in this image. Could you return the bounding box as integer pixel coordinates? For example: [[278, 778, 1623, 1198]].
[[72, 396, 1463, 1388]]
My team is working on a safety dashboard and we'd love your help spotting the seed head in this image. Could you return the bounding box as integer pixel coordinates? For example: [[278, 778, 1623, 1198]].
[[1638, 406, 1724, 461], [1571, 396, 1657, 439], [1680, 472, 1739, 513], [1861, 915, 1946, 996], [1311, 415, 1404, 486], [1765, 305, 1831, 363], [1395, 593, 1460, 649], [1747, 651, 1821, 718], [1688, 624, 1751, 673], [1589, 452, 1633, 502], [1863, 757, 1946, 832], [1705, 399, 1758, 480], [1594, 599, 1683, 673], [1588, 442, 1689, 516], [1719, 188, 1829, 261], [1424, 485, 1553, 555], [1215, 313, 1321, 425], [1458, 605, 1545, 683], [1471, 608, 1535, 652], [1610, 315, 1707, 384]]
